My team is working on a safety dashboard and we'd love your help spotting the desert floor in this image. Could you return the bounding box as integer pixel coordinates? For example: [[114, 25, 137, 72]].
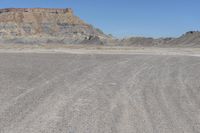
[[0, 48, 200, 133]]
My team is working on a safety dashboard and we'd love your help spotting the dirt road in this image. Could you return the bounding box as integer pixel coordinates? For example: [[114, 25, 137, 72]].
[[0, 52, 200, 133]]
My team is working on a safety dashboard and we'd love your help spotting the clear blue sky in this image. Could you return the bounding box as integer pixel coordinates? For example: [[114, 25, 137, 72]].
[[0, 0, 200, 38]]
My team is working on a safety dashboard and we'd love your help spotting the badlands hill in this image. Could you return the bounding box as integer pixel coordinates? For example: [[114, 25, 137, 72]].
[[0, 8, 108, 44], [118, 31, 200, 47], [167, 31, 200, 47]]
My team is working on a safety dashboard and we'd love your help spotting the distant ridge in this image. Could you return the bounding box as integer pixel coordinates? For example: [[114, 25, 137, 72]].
[[0, 8, 199, 47], [115, 31, 200, 47]]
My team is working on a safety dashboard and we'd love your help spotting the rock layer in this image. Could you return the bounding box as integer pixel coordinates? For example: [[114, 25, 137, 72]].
[[0, 8, 107, 44]]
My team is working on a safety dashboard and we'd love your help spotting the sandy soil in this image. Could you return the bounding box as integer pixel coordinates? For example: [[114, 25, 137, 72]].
[[0, 45, 200, 56]]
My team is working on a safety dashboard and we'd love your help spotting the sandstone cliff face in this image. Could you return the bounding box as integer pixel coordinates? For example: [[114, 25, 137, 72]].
[[0, 8, 107, 44]]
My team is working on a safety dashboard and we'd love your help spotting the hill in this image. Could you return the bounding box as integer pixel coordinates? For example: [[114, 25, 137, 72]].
[[118, 32, 200, 47], [0, 8, 108, 44]]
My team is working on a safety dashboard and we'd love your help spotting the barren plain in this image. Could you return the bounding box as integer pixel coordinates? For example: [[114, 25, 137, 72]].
[[0, 48, 200, 133]]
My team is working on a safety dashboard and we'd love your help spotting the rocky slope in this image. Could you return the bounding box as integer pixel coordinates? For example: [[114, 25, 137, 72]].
[[166, 31, 200, 47], [0, 8, 108, 44], [118, 31, 200, 47]]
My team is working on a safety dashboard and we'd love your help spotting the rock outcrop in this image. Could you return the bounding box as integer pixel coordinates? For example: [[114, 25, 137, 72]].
[[0, 8, 108, 44]]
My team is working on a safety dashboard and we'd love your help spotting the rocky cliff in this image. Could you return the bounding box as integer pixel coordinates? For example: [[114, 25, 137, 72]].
[[0, 8, 108, 44]]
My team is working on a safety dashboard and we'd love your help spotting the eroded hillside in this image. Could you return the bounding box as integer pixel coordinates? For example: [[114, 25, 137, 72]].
[[0, 8, 107, 44]]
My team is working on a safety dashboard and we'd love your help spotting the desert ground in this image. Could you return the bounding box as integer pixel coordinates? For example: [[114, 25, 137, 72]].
[[0, 48, 200, 133]]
